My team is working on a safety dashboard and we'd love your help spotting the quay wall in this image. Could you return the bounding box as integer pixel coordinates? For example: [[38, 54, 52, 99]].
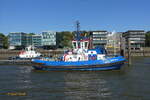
[[0, 60, 32, 65], [0, 49, 64, 60], [103, 47, 150, 57], [0, 48, 150, 60]]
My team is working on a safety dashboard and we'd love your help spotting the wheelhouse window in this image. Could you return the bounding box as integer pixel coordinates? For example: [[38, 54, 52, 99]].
[[85, 41, 88, 49], [73, 41, 77, 49], [78, 42, 80, 48]]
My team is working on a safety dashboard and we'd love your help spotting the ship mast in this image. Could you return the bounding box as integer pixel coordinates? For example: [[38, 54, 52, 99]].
[[76, 20, 81, 41]]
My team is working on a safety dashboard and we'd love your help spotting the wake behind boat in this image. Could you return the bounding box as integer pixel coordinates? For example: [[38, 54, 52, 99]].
[[32, 21, 126, 71]]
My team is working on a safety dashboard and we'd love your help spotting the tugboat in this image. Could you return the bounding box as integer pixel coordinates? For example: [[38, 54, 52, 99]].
[[32, 22, 126, 71], [19, 45, 41, 59]]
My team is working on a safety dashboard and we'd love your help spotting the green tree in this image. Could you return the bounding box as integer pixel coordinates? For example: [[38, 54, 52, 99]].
[[57, 31, 73, 48], [0, 33, 8, 49], [28, 33, 35, 35], [56, 32, 63, 48], [72, 31, 91, 38], [3, 36, 8, 49], [0, 33, 5, 37], [145, 31, 150, 47], [56, 31, 90, 48]]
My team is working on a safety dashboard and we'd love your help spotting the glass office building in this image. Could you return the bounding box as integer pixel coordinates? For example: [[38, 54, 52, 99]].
[[8, 31, 56, 49], [8, 32, 42, 49], [25, 34, 32, 46], [32, 35, 42, 47], [8, 32, 26, 47]]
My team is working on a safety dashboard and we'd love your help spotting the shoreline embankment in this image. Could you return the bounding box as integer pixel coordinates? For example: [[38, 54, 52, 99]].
[[0, 49, 64, 60], [1, 48, 150, 60]]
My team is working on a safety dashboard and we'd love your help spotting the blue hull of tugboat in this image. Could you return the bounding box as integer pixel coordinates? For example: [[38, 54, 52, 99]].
[[32, 56, 126, 71], [32, 63, 124, 71]]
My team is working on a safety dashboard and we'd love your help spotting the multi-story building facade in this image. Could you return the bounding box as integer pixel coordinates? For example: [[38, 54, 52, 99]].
[[8, 32, 42, 49], [25, 34, 42, 47], [8, 32, 26, 49], [122, 30, 145, 50], [8, 31, 57, 49], [91, 31, 108, 48], [42, 31, 56, 49], [32, 35, 42, 47], [25, 34, 32, 47]]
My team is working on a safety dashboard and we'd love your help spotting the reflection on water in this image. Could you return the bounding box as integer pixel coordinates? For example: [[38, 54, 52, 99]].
[[0, 57, 150, 100], [17, 66, 32, 89], [63, 72, 111, 99]]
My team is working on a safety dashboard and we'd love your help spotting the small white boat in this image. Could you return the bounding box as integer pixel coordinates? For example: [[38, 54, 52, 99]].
[[19, 45, 41, 59]]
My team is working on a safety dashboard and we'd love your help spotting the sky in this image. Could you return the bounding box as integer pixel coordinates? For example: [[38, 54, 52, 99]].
[[0, 0, 150, 34]]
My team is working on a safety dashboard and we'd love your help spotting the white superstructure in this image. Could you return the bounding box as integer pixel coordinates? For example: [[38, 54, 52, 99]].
[[19, 46, 41, 58]]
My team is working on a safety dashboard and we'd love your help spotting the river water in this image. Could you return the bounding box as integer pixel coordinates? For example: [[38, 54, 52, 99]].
[[0, 57, 150, 100]]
